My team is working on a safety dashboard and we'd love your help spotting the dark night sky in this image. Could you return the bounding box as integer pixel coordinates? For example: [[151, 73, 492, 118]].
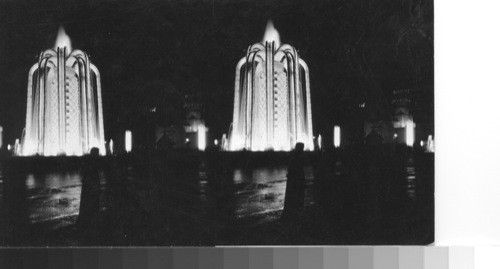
[[0, 0, 433, 145]]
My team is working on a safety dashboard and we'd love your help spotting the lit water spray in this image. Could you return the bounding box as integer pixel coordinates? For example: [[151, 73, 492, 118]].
[[54, 26, 72, 55], [262, 20, 280, 48], [21, 26, 105, 156], [229, 20, 313, 151]]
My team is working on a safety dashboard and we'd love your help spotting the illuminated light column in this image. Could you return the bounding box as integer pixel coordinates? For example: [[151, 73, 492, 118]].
[[198, 124, 206, 151], [427, 135, 435, 152], [333, 126, 341, 148], [0, 126, 3, 149], [21, 26, 105, 156], [318, 134, 322, 150], [125, 130, 132, 153], [405, 120, 415, 147], [229, 20, 313, 151], [14, 139, 20, 156], [109, 139, 114, 155], [221, 134, 227, 150]]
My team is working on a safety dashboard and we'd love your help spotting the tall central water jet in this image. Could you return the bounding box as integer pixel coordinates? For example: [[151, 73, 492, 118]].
[[21, 27, 105, 156], [229, 21, 313, 151]]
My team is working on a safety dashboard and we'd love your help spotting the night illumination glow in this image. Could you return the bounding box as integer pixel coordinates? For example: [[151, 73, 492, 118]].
[[333, 126, 341, 148], [405, 120, 415, 147], [109, 139, 114, 154], [21, 27, 105, 156], [14, 139, 20, 155], [214, 139, 219, 146], [198, 124, 206, 151], [221, 134, 227, 150], [0, 126, 3, 149], [426, 135, 435, 152], [318, 134, 322, 150], [229, 21, 313, 151], [125, 130, 132, 153]]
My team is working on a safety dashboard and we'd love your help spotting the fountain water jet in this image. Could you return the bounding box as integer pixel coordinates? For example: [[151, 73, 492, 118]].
[[54, 26, 72, 54], [21, 27, 105, 156], [229, 20, 313, 151]]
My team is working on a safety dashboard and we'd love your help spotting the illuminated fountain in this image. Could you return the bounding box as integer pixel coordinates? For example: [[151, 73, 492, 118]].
[[229, 21, 313, 151], [21, 27, 105, 156]]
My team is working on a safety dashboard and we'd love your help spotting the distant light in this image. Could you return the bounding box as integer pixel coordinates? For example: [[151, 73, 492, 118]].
[[318, 134, 322, 150], [7, 144, 11, 151], [333, 126, 341, 148], [198, 124, 206, 151], [14, 139, 20, 155], [214, 139, 219, 146], [420, 140, 424, 147], [125, 130, 132, 153], [222, 134, 227, 150], [427, 134, 435, 153], [406, 120, 414, 147], [186, 138, 190, 143], [109, 139, 114, 154], [394, 133, 398, 138]]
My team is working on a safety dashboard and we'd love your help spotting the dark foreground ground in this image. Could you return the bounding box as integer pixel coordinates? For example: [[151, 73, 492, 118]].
[[0, 145, 433, 246]]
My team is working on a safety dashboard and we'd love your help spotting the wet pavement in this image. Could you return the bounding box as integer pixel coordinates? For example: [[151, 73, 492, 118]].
[[0, 149, 433, 246]]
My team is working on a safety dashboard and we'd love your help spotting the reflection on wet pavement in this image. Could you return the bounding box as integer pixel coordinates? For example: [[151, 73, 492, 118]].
[[24, 172, 82, 223], [232, 166, 314, 219], [0, 161, 419, 225], [0, 150, 433, 245]]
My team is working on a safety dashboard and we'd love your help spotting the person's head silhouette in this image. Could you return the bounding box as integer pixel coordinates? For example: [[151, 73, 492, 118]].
[[294, 142, 304, 154], [90, 147, 99, 157]]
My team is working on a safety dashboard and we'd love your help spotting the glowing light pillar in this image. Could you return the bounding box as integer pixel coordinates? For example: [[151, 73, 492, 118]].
[[109, 139, 114, 155], [333, 126, 341, 148], [125, 130, 132, 153], [198, 124, 206, 151], [0, 126, 3, 149], [14, 139, 20, 155], [318, 134, 322, 150], [406, 120, 415, 147], [427, 135, 435, 152]]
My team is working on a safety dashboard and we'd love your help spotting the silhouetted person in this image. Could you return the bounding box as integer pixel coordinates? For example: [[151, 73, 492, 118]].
[[2, 162, 30, 245], [282, 142, 306, 220], [76, 147, 101, 237]]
